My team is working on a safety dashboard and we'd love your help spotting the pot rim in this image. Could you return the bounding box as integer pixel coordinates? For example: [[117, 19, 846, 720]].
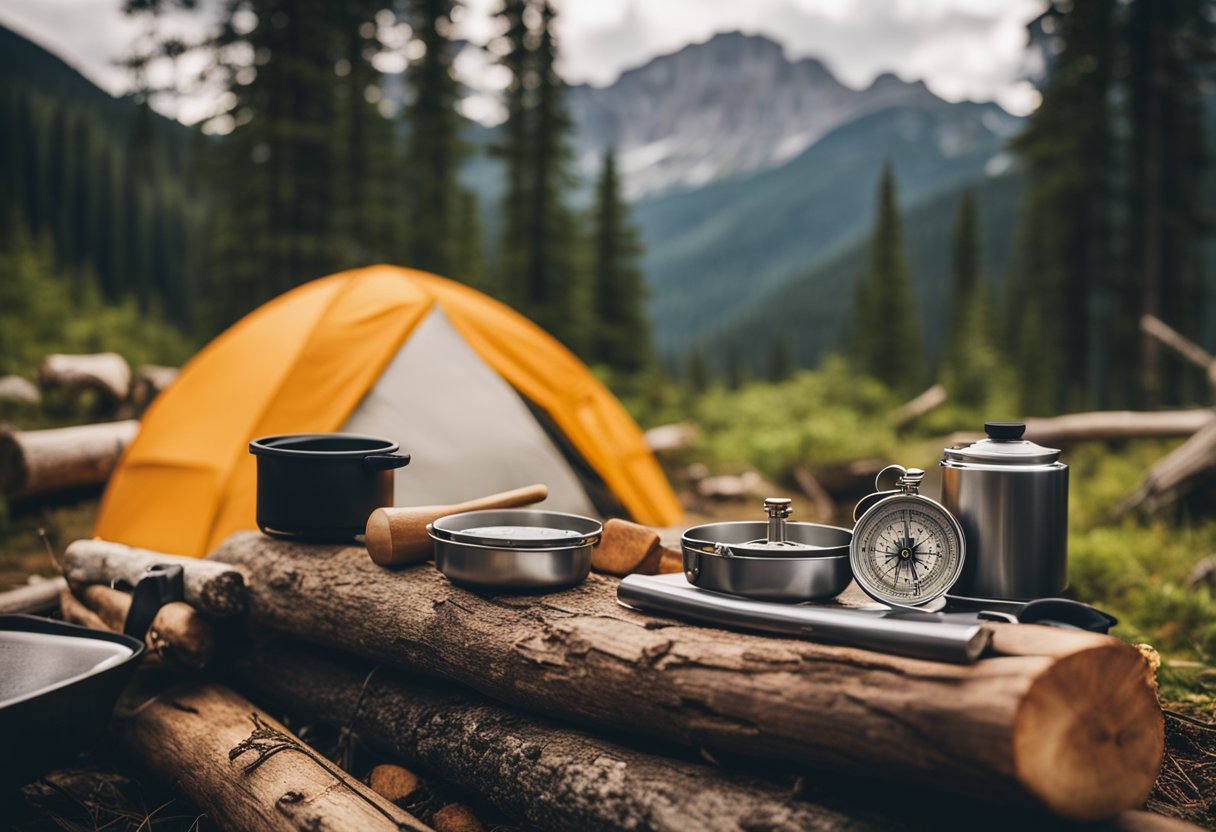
[[249, 432, 400, 459]]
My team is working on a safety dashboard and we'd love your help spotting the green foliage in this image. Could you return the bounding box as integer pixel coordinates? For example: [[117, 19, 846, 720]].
[[849, 162, 924, 394], [589, 150, 651, 372], [688, 356, 900, 477], [0, 215, 193, 376]]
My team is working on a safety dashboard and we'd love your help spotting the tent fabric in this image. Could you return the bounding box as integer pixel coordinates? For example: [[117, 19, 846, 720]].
[[342, 307, 596, 516], [95, 265, 681, 556]]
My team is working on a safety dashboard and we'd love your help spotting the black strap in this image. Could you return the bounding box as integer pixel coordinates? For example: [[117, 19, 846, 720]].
[[123, 564, 185, 640]]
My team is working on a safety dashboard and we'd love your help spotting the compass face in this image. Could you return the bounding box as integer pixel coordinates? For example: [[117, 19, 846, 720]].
[[850, 495, 964, 606]]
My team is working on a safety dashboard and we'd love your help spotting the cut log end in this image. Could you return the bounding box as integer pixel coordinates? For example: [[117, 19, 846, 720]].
[[1014, 642, 1164, 821]]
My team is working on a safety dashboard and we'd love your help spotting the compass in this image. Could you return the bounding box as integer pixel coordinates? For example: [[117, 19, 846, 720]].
[[850, 465, 965, 608]]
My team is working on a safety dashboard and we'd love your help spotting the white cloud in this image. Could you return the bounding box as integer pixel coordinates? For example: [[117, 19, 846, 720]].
[[0, 0, 1047, 123]]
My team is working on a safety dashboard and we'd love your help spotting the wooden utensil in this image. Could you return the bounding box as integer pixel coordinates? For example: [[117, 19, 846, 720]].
[[593, 518, 683, 576], [365, 484, 549, 567]]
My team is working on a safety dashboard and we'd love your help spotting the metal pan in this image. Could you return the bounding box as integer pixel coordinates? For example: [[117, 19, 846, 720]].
[[429, 509, 602, 590], [682, 519, 854, 602], [1, 615, 145, 788]]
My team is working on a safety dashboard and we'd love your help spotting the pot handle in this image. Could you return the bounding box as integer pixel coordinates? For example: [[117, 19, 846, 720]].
[[363, 453, 411, 471]]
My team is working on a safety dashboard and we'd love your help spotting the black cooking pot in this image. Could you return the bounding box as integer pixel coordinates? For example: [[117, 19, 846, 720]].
[[249, 433, 410, 542]]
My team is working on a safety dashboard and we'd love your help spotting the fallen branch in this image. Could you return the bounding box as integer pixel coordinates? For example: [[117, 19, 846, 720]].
[[892, 383, 947, 429], [117, 682, 432, 832], [792, 465, 836, 521], [1117, 420, 1216, 515], [1141, 315, 1216, 388], [0, 421, 138, 500], [644, 422, 698, 454], [213, 531, 1164, 822], [64, 539, 247, 618], [37, 352, 132, 403], [233, 634, 915, 832], [0, 375, 40, 406], [945, 410, 1216, 448], [0, 576, 67, 615]]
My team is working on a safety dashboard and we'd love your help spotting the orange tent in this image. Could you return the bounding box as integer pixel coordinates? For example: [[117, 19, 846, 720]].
[[96, 265, 682, 556]]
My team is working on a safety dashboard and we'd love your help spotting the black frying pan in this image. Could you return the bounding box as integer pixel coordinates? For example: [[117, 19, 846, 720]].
[[1, 614, 145, 789]]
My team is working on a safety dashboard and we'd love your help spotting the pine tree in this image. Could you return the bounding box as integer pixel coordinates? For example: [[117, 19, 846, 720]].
[[403, 0, 469, 277], [849, 162, 924, 393], [766, 335, 794, 382], [589, 149, 650, 372], [685, 348, 709, 394], [492, 0, 585, 352], [941, 189, 981, 375]]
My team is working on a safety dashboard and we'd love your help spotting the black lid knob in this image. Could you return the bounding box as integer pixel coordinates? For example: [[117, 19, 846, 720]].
[[984, 421, 1025, 441]]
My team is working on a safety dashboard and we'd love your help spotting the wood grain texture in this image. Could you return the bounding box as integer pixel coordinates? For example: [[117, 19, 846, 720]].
[[0, 420, 137, 499], [117, 682, 432, 832], [79, 583, 214, 669], [64, 539, 247, 617], [213, 531, 1165, 821], [232, 634, 917, 832]]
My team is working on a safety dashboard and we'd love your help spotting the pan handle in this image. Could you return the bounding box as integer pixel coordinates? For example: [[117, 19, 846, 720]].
[[363, 453, 412, 470]]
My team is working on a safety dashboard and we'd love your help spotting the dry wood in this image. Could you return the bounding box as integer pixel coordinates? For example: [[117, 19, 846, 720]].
[[0, 576, 67, 615], [59, 585, 108, 630], [130, 364, 179, 410], [1141, 314, 1216, 388], [945, 410, 1216, 448], [792, 465, 837, 521], [214, 531, 1164, 822], [0, 420, 138, 499], [117, 682, 432, 832], [1118, 420, 1216, 515], [64, 538, 247, 617], [644, 422, 699, 454], [0, 374, 40, 406], [78, 583, 214, 670], [892, 383, 947, 428], [367, 764, 420, 803], [232, 635, 928, 832], [37, 352, 132, 403]]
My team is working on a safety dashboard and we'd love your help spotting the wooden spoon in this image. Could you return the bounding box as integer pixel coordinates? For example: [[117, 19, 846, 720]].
[[365, 484, 549, 567]]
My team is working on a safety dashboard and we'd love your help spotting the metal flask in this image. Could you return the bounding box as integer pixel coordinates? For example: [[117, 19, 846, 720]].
[[939, 422, 1068, 601]]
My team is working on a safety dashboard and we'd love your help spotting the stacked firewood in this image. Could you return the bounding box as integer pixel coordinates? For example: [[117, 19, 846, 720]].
[[16, 531, 1189, 832]]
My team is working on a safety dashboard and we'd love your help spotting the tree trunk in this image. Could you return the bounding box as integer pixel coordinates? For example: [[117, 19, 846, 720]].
[[233, 634, 920, 832], [0, 420, 138, 500], [77, 583, 214, 670], [64, 539, 247, 617], [212, 531, 1164, 822], [37, 352, 132, 403], [116, 682, 432, 832]]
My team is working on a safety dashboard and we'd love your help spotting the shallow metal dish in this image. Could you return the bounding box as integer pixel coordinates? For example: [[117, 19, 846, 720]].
[[682, 520, 854, 602], [429, 509, 601, 590]]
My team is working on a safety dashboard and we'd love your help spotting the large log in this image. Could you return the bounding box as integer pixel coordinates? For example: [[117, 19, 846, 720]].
[[1117, 419, 1216, 515], [117, 682, 433, 832], [213, 531, 1164, 822], [0, 420, 138, 500], [64, 538, 247, 618], [37, 352, 132, 403], [234, 635, 916, 832]]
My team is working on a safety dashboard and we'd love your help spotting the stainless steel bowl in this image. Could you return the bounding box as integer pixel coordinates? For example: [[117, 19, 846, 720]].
[[429, 509, 602, 590], [681, 520, 854, 602]]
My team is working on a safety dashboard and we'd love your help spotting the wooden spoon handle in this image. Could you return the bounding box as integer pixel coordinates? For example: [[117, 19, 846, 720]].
[[445, 483, 550, 515]]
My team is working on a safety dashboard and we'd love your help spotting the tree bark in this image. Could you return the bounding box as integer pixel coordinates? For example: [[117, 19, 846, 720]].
[[64, 539, 247, 618], [0, 576, 66, 614], [0, 420, 138, 500], [77, 583, 214, 670], [59, 584, 108, 630], [37, 352, 132, 403], [130, 364, 179, 411], [233, 634, 920, 832], [116, 682, 432, 832], [213, 531, 1164, 822], [1117, 419, 1216, 515]]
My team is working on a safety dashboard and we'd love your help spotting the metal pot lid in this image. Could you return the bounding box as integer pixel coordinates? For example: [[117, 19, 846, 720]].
[[430, 509, 602, 549], [943, 421, 1061, 465], [682, 498, 853, 558]]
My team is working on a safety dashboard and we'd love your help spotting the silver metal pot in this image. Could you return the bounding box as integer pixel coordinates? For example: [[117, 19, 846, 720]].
[[940, 422, 1068, 601], [681, 498, 854, 602], [428, 509, 601, 590]]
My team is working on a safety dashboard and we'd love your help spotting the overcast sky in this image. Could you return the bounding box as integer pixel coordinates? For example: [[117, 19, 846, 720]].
[[0, 0, 1046, 126]]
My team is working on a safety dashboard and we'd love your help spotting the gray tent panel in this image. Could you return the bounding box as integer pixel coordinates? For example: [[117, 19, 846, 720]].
[[342, 308, 597, 516]]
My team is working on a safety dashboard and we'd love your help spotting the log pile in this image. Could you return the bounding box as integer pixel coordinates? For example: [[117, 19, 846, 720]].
[[44, 534, 1193, 830], [0, 420, 138, 500]]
